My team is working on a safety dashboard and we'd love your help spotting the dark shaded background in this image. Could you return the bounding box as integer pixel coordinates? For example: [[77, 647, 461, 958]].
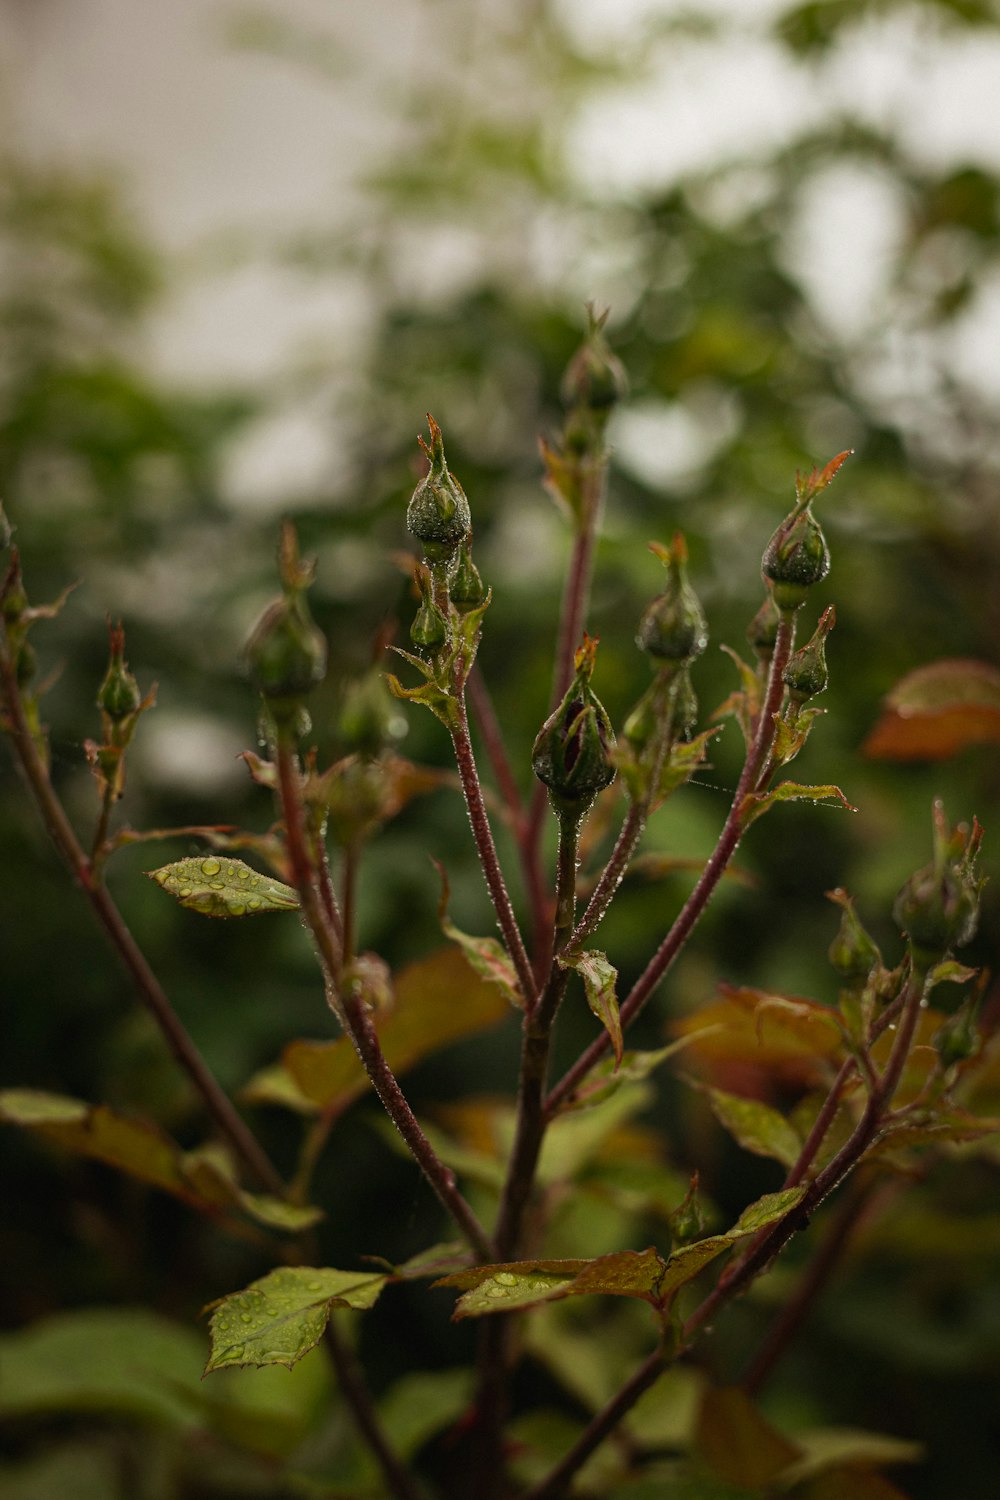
[[3, 2, 1000, 1495]]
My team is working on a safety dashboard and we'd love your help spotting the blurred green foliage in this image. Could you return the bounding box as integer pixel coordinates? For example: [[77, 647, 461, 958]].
[[2, 1, 1000, 1495]]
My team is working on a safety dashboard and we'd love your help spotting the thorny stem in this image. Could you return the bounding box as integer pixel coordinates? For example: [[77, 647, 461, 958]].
[[274, 738, 495, 1262], [525, 455, 607, 915], [466, 663, 550, 972], [471, 811, 580, 1500], [449, 689, 537, 1005], [522, 1344, 666, 1500], [547, 613, 797, 1114], [684, 965, 930, 1341], [0, 641, 286, 1198], [742, 1178, 901, 1396]]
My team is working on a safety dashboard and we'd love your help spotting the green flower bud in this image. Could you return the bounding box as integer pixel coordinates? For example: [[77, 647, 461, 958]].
[[762, 503, 830, 612], [532, 635, 617, 814], [782, 605, 835, 705], [410, 570, 448, 651], [406, 415, 471, 562], [561, 305, 629, 416], [246, 594, 328, 707], [892, 806, 984, 967], [97, 621, 141, 722], [338, 670, 407, 759], [827, 887, 880, 983], [746, 594, 780, 660], [636, 535, 708, 664], [933, 991, 982, 1069], [450, 539, 485, 610]]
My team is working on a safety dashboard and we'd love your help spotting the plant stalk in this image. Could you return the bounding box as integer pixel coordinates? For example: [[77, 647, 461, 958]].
[[546, 612, 797, 1113]]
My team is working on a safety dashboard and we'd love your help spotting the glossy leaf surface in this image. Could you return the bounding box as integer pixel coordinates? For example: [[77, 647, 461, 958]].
[[147, 855, 299, 917], [205, 1266, 387, 1372]]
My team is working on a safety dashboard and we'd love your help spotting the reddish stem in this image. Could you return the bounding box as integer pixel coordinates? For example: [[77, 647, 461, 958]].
[[546, 613, 797, 1113], [0, 643, 285, 1198]]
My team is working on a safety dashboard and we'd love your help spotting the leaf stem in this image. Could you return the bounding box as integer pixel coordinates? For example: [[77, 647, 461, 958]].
[[524, 455, 607, 917], [546, 613, 797, 1113], [0, 641, 286, 1198]]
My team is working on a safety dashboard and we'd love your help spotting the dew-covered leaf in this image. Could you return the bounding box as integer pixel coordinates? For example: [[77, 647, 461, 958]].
[[560, 949, 622, 1065], [863, 659, 1000, 762], [740, 780, 856, 830], [657, 1188, 807, 1303], [437, 861, 523, 1008], [700, 1083, 803, 1167], [147, 856, 299, 917], [205, 1267, 387, 1372], [436, 1261, 593, 1319]]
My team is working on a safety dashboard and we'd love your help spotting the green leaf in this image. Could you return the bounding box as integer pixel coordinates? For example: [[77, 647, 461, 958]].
[[554, 1034, 723, 1113], [782, 1425, 924, 1486], [436, 860, 523, 1008], [437, 1261, 595, 1319], [0, 1308, 205, 1427], [740, 780, 856, 829], [204, 1266, 387, 1372], [699, 1083, 803, 1167], [561, 948, 622, 1064], [438, 1189, 806, 1320], [146, 855, 299, 917], [657, 1187, 807, 1303]]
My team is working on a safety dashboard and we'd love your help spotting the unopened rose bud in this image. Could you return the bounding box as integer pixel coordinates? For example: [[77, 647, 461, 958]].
[[636, 535, 708, 664], [782, 606, 834, 705], [532, 635, 616, 814], [97, 621, 141, 722], [406, 416, 471, 563], [762, 504, 830, 613]]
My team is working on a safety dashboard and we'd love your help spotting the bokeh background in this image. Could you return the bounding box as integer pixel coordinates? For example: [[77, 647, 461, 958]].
[[3, 1, 1000, 1496]]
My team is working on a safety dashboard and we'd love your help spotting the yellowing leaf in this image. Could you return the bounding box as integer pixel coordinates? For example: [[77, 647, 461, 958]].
[[243, 946, 510, 1116], [205, 1267, 387, 1372], [0, 1090, 321, 1232], [147, 856, 299, 918], [696, 1386, 800, 1488]]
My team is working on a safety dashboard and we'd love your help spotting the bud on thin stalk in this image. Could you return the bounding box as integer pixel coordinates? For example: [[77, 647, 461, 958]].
[[532, 634, 616, 815]]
